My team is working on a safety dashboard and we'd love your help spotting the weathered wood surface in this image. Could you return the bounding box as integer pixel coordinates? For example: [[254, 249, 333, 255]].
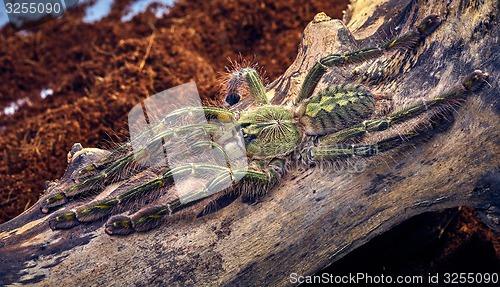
[[1, 0, 499, 286]]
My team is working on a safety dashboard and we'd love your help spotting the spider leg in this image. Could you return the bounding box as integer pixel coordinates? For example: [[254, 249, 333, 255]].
[[307, 70, 489, 161], [105, 161, 284, 235], [319, 70, 489, 143], [47, 109, 249, 229], [41, 108, 237, 213], [225, 68, 268, 106], [306, 115, 444, 161], [103, 160, 284, 235], [297, 15, 442, 103], [48, 162, 244, 230], [41, 123, 219, 211], [79, 106, 236, 176]]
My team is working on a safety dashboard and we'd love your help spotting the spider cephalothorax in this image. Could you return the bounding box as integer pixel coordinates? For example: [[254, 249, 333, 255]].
[[40, 14, 489, 235]]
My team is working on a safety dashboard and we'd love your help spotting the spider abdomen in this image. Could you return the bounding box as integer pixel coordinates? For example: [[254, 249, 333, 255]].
[[297, 84, 375, 135]]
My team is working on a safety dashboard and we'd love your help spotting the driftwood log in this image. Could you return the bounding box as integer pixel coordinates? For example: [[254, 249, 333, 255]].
[[1, 0, 499, 286]]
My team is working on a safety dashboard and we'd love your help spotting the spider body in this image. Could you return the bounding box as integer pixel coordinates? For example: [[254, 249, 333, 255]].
[[39, 14, 490, 236], [234, 83, 375, 161], [239, 105, 300, 158], [296, 84, 375, 136]]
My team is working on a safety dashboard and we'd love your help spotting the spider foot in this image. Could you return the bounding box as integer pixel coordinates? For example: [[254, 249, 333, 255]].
[[41, 192, 68, 213], [105, 216, 134, 236], [105, 204, 173, 235], [49, 211, 79, 230]]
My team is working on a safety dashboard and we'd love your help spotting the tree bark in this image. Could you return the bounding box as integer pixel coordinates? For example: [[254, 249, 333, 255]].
[[1, 0, 499, 286]]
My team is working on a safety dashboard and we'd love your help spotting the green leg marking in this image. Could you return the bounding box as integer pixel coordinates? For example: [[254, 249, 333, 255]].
[[388, 70, 488, 124], [309, 143, 378, 161], [43, 123, 225, 213], [48, 211, 79, 230], [103, 160, 285, 235], [41, 192, 68, 213], [319, 70, 488, 144], [78, 107, 235, 176], [75, 198, 119, 222], [298, 15, 441, 104], [226, 68, 268, 105]]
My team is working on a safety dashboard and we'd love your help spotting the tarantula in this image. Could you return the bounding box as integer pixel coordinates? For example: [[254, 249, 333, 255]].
[[40, 14, 488, 235]]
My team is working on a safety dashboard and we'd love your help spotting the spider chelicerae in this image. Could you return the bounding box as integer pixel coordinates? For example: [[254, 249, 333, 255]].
[[40, 14, 489, 235]]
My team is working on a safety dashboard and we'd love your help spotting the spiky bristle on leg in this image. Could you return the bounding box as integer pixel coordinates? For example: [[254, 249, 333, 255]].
[[220, 58, 269, 106], [297, 14, 442, 103], [313, 70, 488, 162]]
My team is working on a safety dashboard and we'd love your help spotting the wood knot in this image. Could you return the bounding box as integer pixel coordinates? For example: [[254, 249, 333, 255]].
[[313, 12, 332, 23]]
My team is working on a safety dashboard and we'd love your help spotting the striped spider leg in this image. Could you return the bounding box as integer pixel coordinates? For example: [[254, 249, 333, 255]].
[[46, 106, 249, 228], [297, 15, 442, 103], [104, 160, 285, 235], [42, 14, 488, 235], [40, 106, 236, 212], [300, 70, 489, 162]]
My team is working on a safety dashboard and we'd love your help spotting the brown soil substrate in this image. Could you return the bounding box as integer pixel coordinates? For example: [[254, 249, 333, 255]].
[[0, 0, 498, 281]]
